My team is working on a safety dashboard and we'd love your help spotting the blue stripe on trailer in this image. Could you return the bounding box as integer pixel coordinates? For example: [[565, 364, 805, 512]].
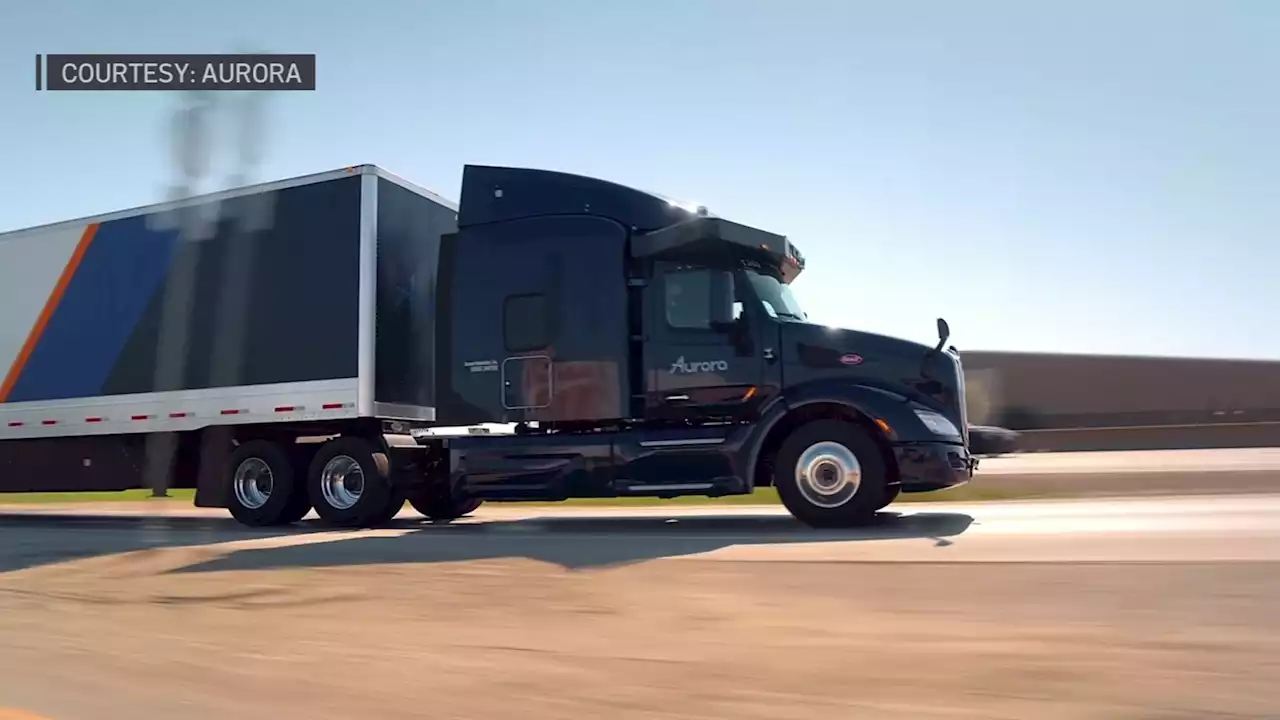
[[6, 215, 181, 402]]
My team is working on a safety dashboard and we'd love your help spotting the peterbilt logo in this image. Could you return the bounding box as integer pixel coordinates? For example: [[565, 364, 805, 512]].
[[670, 356, 729, 374]]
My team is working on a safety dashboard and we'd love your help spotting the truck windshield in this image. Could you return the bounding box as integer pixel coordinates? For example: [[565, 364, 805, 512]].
[[744, 269, 807, 321]]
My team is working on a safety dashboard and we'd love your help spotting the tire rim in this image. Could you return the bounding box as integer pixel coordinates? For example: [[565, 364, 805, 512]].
[[794, 441, 861, 509], [320, 455, 365, 510], [232, 457, 273, 510]]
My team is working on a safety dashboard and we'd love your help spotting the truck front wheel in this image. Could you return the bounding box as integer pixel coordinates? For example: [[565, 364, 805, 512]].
[[773, 419, 889, 528], [306, 436, 400, 527]]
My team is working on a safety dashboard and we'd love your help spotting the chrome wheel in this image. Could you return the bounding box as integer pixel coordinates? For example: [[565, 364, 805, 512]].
[[319, 454, 365, 510], [794, 441, 861, 509], [232, 457, 273, 510]]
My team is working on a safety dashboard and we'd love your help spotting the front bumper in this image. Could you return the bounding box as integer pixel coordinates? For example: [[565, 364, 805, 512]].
[[893, 441, 974, 493]]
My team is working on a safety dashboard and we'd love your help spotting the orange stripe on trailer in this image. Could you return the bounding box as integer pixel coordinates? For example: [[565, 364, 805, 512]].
[[0, 222, 100, 403]]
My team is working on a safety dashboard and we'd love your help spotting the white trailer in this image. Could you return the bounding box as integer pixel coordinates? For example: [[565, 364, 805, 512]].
[[0, 165, 478, 525]]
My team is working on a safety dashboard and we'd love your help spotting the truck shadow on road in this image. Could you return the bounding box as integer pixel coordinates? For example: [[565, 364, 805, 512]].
[[0, 510, 974, 574], [0, 515, 314, 574], [172, 510, 976, 572]]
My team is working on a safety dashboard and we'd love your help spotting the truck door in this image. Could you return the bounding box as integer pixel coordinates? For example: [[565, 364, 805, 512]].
[[643, 261, 773, 421]]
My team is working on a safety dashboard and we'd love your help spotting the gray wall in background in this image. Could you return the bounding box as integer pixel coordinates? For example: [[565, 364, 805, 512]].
[[961, 351, 1280, 451]]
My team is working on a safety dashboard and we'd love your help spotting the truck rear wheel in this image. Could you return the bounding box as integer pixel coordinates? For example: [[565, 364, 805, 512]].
[[371, 493, 407, 525], [773, 419, 888, 528], [407, 486, 482, 521], [277, 445, 319, 524], [306, 436, 399, 527], [227, 440, 309, 527]]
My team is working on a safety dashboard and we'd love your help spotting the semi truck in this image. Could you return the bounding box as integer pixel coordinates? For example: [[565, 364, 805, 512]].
[[0, 164, 974, 529]]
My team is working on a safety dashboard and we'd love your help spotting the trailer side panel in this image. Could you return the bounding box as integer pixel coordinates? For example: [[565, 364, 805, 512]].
[[0, 175, 363, 440], [0, 223, 90, 402], [100, 176, 363, 396]]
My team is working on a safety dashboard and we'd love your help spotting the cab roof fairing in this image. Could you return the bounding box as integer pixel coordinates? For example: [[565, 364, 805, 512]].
[[453, 163, 804, 283], [630, 216, 805, 284], [456, 164, 701, 231]]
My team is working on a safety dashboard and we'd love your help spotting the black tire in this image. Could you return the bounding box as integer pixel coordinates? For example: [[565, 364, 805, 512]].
[[276, 445, 319, 524], [277, 483, 314, 524], [407, 486, 482, 521], [226, 440, 304, 527], [371, 492, 407, 526], [306, 436, 399, 527], [773, 419, 889, 528], [876, 485, 902, 512]]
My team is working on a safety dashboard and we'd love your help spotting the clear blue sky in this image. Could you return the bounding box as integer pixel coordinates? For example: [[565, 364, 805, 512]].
[[2, 0, 1276, 359]]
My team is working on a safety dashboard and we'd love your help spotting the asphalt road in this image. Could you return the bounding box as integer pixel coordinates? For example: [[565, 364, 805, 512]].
[[1, 494, 1279, 719], [11, 493, 1280, 571]]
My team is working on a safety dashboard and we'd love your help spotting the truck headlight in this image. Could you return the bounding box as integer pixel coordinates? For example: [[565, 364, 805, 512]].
[[913, 409, 960, 438]]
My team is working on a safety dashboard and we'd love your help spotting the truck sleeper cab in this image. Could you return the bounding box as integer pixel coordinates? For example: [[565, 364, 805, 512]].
[[437, 165, 974, 527]]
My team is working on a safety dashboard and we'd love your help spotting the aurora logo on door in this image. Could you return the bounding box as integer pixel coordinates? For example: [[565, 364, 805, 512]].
[[670, 356, 729, 374], [840, 354, 864, 366]]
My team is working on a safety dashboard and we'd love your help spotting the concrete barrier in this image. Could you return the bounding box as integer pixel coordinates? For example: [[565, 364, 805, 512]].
[[1012, 422, 1280, 452]]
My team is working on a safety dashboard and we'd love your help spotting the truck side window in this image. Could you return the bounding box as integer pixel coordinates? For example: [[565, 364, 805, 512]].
[[503, 293, 549, 352], [665, 269, 712, 330]]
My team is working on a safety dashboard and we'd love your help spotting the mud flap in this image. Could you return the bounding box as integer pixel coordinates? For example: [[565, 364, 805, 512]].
[[192, 427, 235, 508]]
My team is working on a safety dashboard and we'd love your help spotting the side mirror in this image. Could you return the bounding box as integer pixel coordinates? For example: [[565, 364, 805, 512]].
[[708, 271, 736, 331], [934, 317, 951, 351]]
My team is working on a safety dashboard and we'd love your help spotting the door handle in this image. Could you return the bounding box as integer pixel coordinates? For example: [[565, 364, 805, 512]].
[[763, 348, 776, 362], [665, 394, 690, 402]]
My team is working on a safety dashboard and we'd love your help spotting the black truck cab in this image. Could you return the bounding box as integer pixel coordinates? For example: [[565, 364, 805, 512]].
[[434, 164, 973, 527]]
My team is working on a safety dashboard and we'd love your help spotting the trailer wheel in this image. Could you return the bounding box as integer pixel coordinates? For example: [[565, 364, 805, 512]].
[[277, 481, 314, 524], [226, 440, 303, 527], [772, 419, 888, 528], [306, 436, 398, 527], [277, 445, 319, 524], [407, 486, 482, 521], [371, 492, 407, 525]]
